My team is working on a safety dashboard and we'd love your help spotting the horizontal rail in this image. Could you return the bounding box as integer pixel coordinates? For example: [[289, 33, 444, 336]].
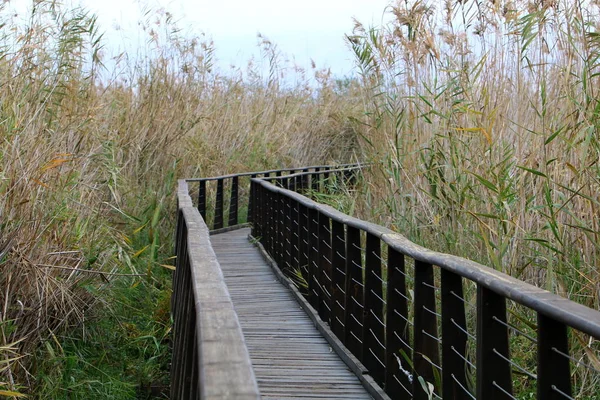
[[172, 179, 260, 400]]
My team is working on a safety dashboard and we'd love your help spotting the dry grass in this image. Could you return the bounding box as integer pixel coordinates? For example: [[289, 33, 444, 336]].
[[0, 1, 360, 394]]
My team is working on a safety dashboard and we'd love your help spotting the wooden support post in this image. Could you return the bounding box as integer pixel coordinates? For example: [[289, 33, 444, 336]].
[[307, 208, 320, 309], [364, 233, 386, 386], [385, 248, 412, 397], [214, 178, 224, 229], [331, 220, 346, 339], [344, 226, 364, 358], [197, 180, 207, 221], [413, 260, 440, 400], [537, 314, 571, 399], [228, 176, 239, 226], [441, 269, 469, 399], [476, 285, 512, 399]]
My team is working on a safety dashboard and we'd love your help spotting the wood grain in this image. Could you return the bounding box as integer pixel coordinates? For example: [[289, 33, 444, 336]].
[[211, 228, 373, 400]]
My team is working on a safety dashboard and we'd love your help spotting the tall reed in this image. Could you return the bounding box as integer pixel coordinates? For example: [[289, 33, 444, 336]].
[[0, 1, 360, 394], [349, 0, 600, 396]]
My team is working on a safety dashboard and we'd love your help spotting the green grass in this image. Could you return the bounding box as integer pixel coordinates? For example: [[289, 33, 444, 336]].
[[34, 277, 172, 400]]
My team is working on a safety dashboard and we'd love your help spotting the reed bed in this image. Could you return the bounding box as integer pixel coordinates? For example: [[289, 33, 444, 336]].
[[0, 1, 360, 395]]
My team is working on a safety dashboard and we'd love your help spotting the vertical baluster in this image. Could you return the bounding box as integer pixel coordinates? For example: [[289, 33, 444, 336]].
[[283, 195, 292, 273], [295, 173, 301, 192], [344, 226, 364, 358], [413, 260, 440, 400], [290, 199, 300, 272], [537, 314, 571, 399], [323, 168, 330, 191], [197, 180, 207, 221], [214, 178, 224, 229], [265, 190, 272, 255], [307, 208, 320, 308], [301, 168, 309, 189], [385, 248, 412, 397], [189, 334, 199, 400], [312, 168, 321, 192], [170, 214, 186, 398], [278, 192, 284, 262], [331, 220, 346, 339], [476, 285, 512, 399], [364, 233, 386, 386], [228, 176, 239, 226], [441, 269, 469, 399], [250, 180, 258, 238], [318, 212, 333, 323], [298, 204, 310, 293], [248, 174, 256, 223]]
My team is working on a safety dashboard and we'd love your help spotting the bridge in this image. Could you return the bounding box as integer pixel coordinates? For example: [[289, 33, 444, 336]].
[[170, 165, 600, 400]]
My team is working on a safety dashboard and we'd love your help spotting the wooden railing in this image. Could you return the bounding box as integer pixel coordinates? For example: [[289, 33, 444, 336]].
[[171, 180, 260, 399], [249, 168, 600, 400], [187, 163, 363, 230]]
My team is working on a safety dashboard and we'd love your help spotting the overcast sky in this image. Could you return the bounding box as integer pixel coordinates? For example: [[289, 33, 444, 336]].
[[10, 0, 393, 77]]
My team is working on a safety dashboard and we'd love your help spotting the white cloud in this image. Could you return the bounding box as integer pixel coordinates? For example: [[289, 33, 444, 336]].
[[8, 0, 392, 76]]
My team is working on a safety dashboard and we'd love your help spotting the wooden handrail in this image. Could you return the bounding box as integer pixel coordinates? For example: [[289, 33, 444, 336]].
[[171, 179, 260, 400]]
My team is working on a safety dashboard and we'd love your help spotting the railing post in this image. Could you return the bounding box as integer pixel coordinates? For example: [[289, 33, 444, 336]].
[[228, 175, 239, 226], [301, 168, 309, 190], [250, 180, 259, 238], [331, 220, 346, 339], [413, 260, 440, 400], [476, 285, 512, 399], [318, 211, 333, 324], [283, 195, 293, 272], [214, 178, 224, 229], [441, 269, 469, 399], [537, 314, 571, 399], [248, 174, 257, 223], [265, 189, 273, 255], [298, 204, 310, 292], [307, 207, 320, 308], [385, 248, 412, 397], [312, 168, 321, 192], [276, 192, 285, 265], [290, 198, 300, 273], [364, 233, 385, 386], [197, 180, 206, 221], [344, 226, 364, 357], [323, 168, 330, 191]]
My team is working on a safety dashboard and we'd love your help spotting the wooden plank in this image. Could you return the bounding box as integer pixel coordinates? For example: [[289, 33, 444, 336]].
[[211, 228, 373, 399]]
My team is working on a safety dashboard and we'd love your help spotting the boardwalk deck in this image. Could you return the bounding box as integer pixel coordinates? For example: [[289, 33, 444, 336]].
[[210, 228, 373, 400]]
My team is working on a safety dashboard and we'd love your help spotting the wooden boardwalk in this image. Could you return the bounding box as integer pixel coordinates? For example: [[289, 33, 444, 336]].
[[210, 228, 373, 400]]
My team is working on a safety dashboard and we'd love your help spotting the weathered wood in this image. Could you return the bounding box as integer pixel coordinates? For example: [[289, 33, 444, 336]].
[[363, 233, 385, 387], [214, 178, 224, 229], [331, 220, 346, 339], [537, 313, 571, 399], [229, 175, 239, 226], [345, 226, 364, 358], [441, 269, 469, 399], [211, 228, 373, 399], [413, 260, 440, 400], [385, 248, 412, 397], [476, 285, 512, 399], [172, 181, 260, 400]]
